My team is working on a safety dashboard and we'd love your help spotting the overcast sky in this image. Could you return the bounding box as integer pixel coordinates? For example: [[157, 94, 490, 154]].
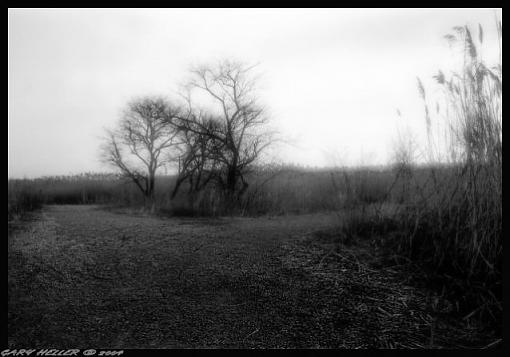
[[8, 8, 501, 178]]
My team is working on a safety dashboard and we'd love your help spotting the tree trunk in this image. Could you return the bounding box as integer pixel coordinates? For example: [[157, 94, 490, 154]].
[[224, 175, 238, 214], [146, 172, 156, 213], [171, 176, 185, 199]]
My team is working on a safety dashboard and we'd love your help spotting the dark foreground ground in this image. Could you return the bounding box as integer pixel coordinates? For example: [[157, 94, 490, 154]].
[[8, 205, 499, 348]]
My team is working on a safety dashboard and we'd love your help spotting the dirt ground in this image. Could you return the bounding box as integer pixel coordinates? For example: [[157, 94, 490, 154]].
[[7, 205, 497, 348]]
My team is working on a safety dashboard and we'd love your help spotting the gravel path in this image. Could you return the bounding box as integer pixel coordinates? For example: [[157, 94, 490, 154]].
[[8, 205, 494, 348]]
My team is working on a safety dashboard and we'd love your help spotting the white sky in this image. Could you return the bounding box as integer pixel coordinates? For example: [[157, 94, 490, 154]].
[[8, 8, 502, 178]]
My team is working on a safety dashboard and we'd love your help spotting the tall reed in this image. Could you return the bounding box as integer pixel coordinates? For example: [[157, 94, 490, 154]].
[[349, 22, 503, 326]]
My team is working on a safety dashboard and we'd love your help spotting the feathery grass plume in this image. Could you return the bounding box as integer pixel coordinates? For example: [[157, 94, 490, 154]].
[[417, 77, 432, 142], [464, 26, 477, 60], [417, 77, 426, 100], [433, 70, 445, 85], [444, 33, 457, 47]]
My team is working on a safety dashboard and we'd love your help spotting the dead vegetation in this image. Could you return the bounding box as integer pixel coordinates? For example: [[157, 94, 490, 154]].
[[339, 23, 502, 336]]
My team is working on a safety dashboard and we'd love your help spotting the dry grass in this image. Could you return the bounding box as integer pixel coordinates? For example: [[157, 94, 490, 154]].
[[341, 23, 502, 331], [7, 166, 396, 217], [8, 179, 44, 221]]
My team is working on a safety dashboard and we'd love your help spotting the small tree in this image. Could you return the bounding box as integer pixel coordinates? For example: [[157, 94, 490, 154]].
[[102, 96, 180, 210], [173, 60, 273, 210]]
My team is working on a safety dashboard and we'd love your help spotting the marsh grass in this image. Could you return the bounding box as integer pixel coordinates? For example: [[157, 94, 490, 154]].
[[7, 166, 395, 218], [8, 180, 43, 221], [342, 23, 502, 329]]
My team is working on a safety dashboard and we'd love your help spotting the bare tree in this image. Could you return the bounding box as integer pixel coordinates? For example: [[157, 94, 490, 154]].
[[172, 60, 273, 208], [102, 96, 180, 210], [170, 113, 221, 200]]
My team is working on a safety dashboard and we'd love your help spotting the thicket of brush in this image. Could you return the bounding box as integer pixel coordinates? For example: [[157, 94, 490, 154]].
[[167, 165, 399, 216], [342, 24, 502, 329], [7, 166, 400, 218], [8, 179, 44, 221]]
